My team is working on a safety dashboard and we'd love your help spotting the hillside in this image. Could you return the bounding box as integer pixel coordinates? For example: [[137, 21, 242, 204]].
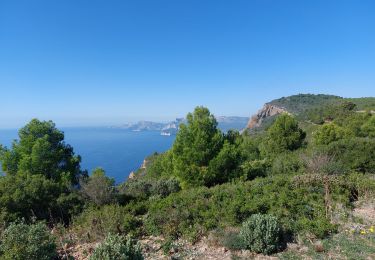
[[268, 94, 342, 114], [0, 96, 374, 259], [246, 94, 375, 131]]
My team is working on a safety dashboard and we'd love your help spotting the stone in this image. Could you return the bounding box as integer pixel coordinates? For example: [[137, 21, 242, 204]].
[[246, 104, 288, 129]]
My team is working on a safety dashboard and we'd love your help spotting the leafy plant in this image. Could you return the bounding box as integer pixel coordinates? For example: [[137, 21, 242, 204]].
[[171, 106, 224, 188], [0, 221, 57, 260], [90, 234, 143, 260], [239, 214, 282, 255], [260, 114, 306, 157], [313, 123, 348, 145], [150, 178, 181, 198], [73, 204, 143, 242], [80, 167, 116, 206]]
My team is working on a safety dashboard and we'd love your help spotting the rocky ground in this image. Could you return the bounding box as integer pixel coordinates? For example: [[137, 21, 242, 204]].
[[140, 235, 278, 260], [60, 235, 277, 260], [59, 200, 375, 259]]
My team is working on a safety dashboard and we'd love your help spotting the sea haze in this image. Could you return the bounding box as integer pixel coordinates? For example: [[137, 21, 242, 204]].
[[0, 128, 175, 183]]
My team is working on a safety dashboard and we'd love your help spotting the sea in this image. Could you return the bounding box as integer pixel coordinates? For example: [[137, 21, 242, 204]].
[[0, 128, 175, 184]]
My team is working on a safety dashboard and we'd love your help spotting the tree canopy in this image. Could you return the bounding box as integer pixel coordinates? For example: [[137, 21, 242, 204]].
[[171, 106, 224, 187], [0, 119, 85, 185], [0, 119, 86, 222], [80, 168, 116, 206], [260, 114, 306, 156]]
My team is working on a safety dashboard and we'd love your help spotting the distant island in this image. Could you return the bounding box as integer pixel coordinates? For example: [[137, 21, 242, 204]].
[[113, 116, 249, 135]]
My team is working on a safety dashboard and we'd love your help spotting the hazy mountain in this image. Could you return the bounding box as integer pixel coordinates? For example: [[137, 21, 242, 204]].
[[114, 116, 249, 134]]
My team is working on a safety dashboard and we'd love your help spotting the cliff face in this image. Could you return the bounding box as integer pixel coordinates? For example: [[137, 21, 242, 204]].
[[246, 104, 288, 129]]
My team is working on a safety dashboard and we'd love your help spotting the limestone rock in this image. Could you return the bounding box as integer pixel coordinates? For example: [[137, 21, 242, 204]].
[[246, 104, 288, 129]]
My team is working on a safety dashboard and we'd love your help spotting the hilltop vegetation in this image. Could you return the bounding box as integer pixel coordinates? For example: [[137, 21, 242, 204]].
[[268, 94, 375, 115], [247, 94, 375, 135], [0, 94, 374, 259], [268, 94, 343, 114]]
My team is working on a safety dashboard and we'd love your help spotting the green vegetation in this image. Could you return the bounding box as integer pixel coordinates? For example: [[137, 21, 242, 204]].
[[90, 234, 143, 260], [0, 119, 86, 223], [0, 221, 57, 260], [170, 106, 224, 187], [269, 94, 342, 114], [279, 231, 375, 260], [269, 94, 375, 125], [0, 119, 84, 184], [0, 94, 374, 258], [239, 214, 282, 255], [72, 203, 144, 242], [259, 114, 306, 156], [312, 123, 348, 145], [80, 168, 116, 206]]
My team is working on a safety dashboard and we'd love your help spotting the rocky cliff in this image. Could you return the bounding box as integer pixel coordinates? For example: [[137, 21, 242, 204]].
[[246, 104, 288, 129]]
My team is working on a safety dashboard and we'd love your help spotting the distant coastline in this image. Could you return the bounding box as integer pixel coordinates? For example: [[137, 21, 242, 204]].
[[112, 116, 249, 135]]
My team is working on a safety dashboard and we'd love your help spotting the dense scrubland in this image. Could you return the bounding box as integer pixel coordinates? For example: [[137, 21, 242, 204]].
[[0, 94, 375, 259]]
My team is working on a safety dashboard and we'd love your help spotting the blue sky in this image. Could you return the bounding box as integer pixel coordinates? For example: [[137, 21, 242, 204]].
[[0, 0, 374, 128]]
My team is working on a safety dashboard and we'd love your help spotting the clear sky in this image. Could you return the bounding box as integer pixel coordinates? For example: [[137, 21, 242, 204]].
[[0, 0, 374, 128]]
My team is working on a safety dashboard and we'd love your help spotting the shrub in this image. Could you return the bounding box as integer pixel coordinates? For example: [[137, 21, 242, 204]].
[[271, 152, 303, 175], [209, 228, 245, 250], [145, 151, 174, 179], [313, 123, 348, 145], [80, 168, 116, 206], [295, 215, 336, 239], [119, 179, 153, 200], [73, 204, 144, 242], [0, 174, 61, 221], [325, 138, 375, 173], [90, 234, 143, 260], [0, 221, 57, 260], [361, 114, 375, 137], [259, 114, 306, 156], [150, 178, 181, 198], [161, 237, 175, 255], [240, 159, 269, 180], [239, 214, 282, 255], [146, 176, 333, 241], [206, 141, 242, 186], [119, 178, 180, 201]]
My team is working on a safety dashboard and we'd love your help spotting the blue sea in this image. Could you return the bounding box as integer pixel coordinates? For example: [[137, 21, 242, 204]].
[[0, 128, 175, 183]]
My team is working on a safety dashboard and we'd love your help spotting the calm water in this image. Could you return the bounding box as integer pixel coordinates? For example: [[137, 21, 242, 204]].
[[0, 128, 175, 183]]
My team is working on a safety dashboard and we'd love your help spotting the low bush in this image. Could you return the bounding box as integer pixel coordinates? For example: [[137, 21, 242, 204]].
[[80, 168, 117, 206], [73, 204, 144, 242], [150, 178, 181, 198], [119, 178, 180, 201], [120, 179, 153, 200], [345, 172, 375, 200], [271, 152, 303, 175], [325, 138, 375, 173], [240, 159, 269, 180], [146, 176, 334, 241], [209, 228, 244, 250], [90, 233, 143, 260], [239, 214, 282, 255], [0, 221, 57, 260]]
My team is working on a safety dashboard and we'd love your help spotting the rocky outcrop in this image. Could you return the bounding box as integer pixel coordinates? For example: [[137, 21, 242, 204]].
[[246, 104, 288, 129], [141, 159, 147, 169], [128, 171, 136, 179]]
